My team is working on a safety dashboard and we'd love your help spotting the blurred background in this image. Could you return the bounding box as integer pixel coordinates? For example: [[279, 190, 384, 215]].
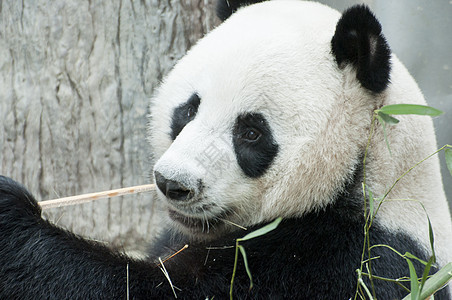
[[0, 0, 450, 252]]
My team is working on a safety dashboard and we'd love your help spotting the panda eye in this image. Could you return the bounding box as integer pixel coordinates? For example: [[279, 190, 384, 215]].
[[242, 128, 261, 142], [187, 106, 196, 119], [170, 93, 201, 141]]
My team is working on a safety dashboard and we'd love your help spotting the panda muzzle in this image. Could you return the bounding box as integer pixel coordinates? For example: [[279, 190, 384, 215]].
[[154, 171, 194, 201]]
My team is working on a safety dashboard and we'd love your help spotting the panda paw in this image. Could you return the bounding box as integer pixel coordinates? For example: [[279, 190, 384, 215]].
[[0, 175, 42, 224]]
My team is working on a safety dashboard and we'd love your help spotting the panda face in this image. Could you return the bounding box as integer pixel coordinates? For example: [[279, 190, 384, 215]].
[[150, 85, 283, 236], [149, 1, 377, 237]]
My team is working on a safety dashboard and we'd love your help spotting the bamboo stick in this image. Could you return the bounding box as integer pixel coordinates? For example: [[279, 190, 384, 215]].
[[38, 184, 156, 210]]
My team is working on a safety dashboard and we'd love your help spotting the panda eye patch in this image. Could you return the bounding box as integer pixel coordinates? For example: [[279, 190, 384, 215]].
[[170, 93, 200, 140], [232, 113, 279, 178]]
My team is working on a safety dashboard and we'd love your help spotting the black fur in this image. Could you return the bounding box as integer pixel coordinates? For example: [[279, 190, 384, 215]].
[[331, 5, 391, 93], [232, 112, 279, 178], [170, 93, 201, 140], [1, 175, 449, 299], [216, 0, 267, 21]]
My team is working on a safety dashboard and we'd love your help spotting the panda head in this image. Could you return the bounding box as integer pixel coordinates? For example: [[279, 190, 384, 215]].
[[149, 0, 391, 238]]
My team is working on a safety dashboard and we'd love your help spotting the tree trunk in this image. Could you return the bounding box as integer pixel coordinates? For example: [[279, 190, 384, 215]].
[[0, 0, 219, 252]]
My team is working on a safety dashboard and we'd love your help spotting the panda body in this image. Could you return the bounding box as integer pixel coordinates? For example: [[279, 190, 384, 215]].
[[0, 1, 451, 299]]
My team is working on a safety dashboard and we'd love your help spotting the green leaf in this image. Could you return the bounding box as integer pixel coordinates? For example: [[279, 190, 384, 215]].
[[231, 218, 282, 299], [238, 245, 253, 290], [376, 114, 393, 155], [405, 252, 428, 266], [238, 217, 282, 242], [417, 202, 436, 263], [427, 214, 436, 263], [419, 256, 435, 295], [445, 148, 452, 177], [402, 262, 452, 300], [407, 258, 420, 300], [377, 111, 400, 124], [379, 104, 443, 116]]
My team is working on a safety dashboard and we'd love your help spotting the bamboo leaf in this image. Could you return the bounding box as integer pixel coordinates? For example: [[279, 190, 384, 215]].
[[377, 111, 400, 124], [402, 262, 452, 300], [445, 148, 452, 177], [407, 258, 420, 300], [405, 252, 428, 266], [238, 217, 282, 242], [376, 114, 392, 155], [379, 104, 443, 116], [238, 245, 253, 290], [419, 256, 435, 295], [427, 214, 436, 263], [417, 202, 436, 263], [231, 218, 282, 298]]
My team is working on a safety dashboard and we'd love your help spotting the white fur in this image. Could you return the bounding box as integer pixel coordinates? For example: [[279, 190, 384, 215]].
[[149, 0, 452, 272]]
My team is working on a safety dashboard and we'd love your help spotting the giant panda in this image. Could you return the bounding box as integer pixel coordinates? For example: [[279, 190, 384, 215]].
[[0, 0, 451, 299]]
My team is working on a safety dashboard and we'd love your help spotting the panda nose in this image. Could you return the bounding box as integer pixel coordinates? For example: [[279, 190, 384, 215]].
[[154, 171, 193, 201]]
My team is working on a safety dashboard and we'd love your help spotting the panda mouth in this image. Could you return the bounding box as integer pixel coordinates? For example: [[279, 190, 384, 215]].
[[168, 208, 228, 231]]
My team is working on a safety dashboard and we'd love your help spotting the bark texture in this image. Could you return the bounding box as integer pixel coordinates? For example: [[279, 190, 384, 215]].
[[0, 0, 219, 252]]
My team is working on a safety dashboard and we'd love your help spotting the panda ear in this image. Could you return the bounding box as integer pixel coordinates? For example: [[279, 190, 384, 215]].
[[331, 5, 391, 93], [216, 0, 267, 21]]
